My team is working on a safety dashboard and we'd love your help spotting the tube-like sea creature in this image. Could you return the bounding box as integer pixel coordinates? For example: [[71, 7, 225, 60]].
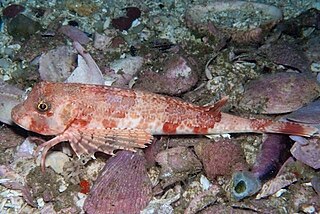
[[231, 134, 293, 200]]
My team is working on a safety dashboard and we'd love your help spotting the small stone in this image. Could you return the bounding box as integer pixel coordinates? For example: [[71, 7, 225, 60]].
[[58, 183, 68, 193], [200, 175, 212, 191], [66, 0, 98, 16], [134, 54, 199, 96], [311, 62, 320, 72], [44, 151, 70, 174], [37, 198, 45, 208]]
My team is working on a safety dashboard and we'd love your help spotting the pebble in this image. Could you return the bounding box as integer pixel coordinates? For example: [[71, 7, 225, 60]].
[[200, 175, 212, 191], [37, 198, 45, 208], [58, 182, 68, 193], [44, 151, 70, 174], [311, 62, 320, 72]]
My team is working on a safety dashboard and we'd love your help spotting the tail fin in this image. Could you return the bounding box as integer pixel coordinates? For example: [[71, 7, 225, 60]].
[[209, 113, 318, 137], [253, 119, 318, 137]]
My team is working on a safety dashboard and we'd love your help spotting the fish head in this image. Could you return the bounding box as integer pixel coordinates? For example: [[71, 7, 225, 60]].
[[11, 82, 79, 136]]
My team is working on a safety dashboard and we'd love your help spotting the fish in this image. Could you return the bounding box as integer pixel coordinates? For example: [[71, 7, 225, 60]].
[[11, 82, 318, 171]]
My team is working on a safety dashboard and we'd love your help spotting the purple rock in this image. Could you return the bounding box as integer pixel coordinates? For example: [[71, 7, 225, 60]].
[[84, 151, 152, 214]]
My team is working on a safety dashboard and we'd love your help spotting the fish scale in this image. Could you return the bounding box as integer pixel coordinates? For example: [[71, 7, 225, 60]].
[[11, 81, 318, 171]]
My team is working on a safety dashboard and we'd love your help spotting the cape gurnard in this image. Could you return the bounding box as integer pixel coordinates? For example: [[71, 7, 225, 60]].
[[11, 82, 318, 171]]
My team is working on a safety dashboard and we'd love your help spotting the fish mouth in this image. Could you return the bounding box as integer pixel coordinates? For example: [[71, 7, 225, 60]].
[[11, 103, 22, 123], [11, 103, 29, 129]]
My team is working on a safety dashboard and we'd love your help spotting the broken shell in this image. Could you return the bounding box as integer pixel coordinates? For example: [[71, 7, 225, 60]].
[[39, 46, 77, 82], [286, 100, 320, 124], [256, 172, 297, 199], [84, 151, 152, 214], [239, 72, 320, 114], [185, 185, 220, 214], [290, 137, 320, 169], [66, 42, 104, 85], [104, 56, 144, 87]]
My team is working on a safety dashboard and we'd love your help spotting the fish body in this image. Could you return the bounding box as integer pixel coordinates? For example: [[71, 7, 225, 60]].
[[11, 82, 318, 170]]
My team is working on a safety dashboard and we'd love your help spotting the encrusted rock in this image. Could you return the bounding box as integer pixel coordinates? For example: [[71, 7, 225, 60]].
[[195, 140, 248, 180]]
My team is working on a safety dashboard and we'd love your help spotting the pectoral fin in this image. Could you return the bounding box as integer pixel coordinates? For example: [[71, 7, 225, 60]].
[[69, 128, 153, 158]]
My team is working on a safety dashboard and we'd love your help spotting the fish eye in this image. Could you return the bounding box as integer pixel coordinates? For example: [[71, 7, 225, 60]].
[[37, 100, 50, 112]]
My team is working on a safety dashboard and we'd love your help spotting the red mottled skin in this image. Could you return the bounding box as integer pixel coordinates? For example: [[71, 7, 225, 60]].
[[11, 82, 318, 171]]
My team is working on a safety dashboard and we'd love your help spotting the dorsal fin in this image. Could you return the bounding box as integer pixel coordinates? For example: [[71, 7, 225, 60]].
[[203, 96, 228, 115]]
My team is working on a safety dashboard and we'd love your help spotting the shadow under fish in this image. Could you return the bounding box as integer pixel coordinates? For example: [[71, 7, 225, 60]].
[[231, 134, 293, 200]]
